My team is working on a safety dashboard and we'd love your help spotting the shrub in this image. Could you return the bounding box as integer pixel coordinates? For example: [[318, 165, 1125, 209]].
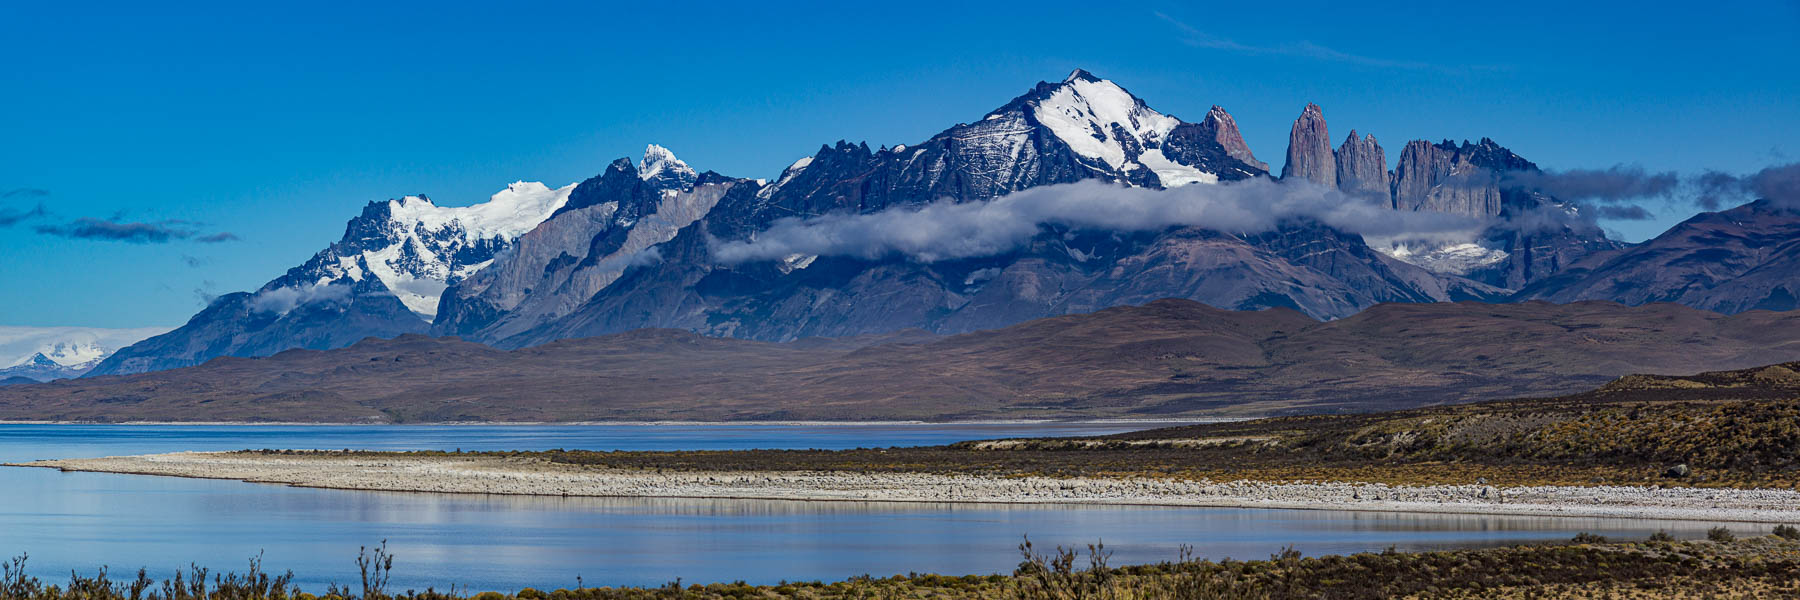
[[1571, 532, 1608, 544], [1648, 531, 1676, 542], [1774, 525, 1800, 540], [1708, 526, 1736, 543]]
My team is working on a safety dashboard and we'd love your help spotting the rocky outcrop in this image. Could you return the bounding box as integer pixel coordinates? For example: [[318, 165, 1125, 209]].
[[1334, 131, 1389, 201], [1195, 105, 1268, 172], [1280, 103, 1335, 187]]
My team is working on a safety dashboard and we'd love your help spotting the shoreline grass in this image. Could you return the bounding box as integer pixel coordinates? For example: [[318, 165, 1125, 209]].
[[8, 533, 1800, 600]]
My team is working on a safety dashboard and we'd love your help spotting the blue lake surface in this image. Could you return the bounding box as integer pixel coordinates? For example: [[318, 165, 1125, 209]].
[[0, 423, 1766, 592]]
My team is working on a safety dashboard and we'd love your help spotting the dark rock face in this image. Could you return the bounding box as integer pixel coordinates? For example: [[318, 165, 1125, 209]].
[[1280, 103, 1335, 187], [1334, 131, 1389, 201], [1513, 200, 1800, 312]]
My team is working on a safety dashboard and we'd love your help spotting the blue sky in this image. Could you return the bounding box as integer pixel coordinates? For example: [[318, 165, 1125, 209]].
[[2, 1, 1797, 328]]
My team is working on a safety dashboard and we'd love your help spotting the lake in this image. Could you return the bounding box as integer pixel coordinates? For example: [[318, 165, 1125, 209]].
[[0, 423, 1764, 592]]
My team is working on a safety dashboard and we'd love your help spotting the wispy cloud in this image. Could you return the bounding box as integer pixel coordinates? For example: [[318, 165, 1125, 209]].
[[1753, 162, 1800, 209], [1591, 204, 1656, 221], [1501, 165, 1679, 204], [0, 203, 48, 227], [1154, 11, 1490, 73], [35, 218, 194, 243], [2, 188, 49, 199], [250, 282, 352, 315], [33, 216, 238, 244], [193, 280, 221, 307], [30, 214, 241, 244], [1499, 162, 1800, 216], [1683, 162, 1800, 210]]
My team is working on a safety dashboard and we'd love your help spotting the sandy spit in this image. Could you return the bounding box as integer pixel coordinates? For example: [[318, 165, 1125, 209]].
[[12, 452, 1800, 524]]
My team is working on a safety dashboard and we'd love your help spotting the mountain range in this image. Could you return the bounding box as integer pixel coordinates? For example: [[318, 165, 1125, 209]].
[[0, 326, 169, 382], [7, 299, 1800, 422], [79, 69, 1799, 377]]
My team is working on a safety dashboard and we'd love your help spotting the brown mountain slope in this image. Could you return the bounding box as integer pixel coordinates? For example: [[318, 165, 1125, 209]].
[[2, 300, 1798, 423]]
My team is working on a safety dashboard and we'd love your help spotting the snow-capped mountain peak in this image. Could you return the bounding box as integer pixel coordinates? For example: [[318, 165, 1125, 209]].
[[1031, 73, 1179, 170], [387, 181, 573, 245], [297, 181, 576, 321], [1063, 68, 1100, 83], [756, 155, 814, 199], [1022, 71, 1217, 187], [9, 352, 59, 369], [638, 144, 698, 191]]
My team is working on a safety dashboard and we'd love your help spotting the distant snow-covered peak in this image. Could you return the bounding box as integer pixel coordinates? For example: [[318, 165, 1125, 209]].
[[0, 326, 171, 369], [35, 341, 105, 367], [638, 144, 698, 191]]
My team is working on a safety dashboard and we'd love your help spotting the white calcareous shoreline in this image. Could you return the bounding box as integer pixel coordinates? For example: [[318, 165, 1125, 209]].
[[12, 452, 1800, 524]]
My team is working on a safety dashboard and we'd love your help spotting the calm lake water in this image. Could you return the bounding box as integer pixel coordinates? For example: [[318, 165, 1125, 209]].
[[0, 423, 1767, 592]]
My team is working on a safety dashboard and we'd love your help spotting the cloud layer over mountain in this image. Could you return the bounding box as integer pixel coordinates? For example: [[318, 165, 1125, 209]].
[[712, 178, 1491, 264]]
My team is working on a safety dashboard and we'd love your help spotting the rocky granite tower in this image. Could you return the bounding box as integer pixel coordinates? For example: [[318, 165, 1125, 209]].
[[1391, 139, 1504, 218], [1334, 130, 1389, 201], [1281, 103, 1336, 187]]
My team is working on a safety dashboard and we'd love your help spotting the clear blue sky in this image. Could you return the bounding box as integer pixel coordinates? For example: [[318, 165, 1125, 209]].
[[3, 1, 1797, 328]]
